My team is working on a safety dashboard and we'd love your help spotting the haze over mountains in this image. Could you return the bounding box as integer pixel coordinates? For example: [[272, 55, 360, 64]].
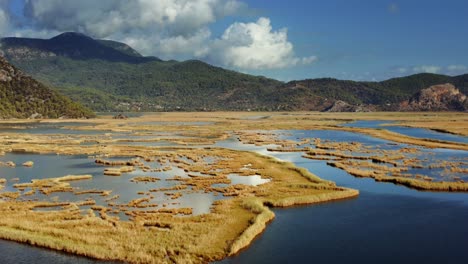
[[1, 32, 467, 112]]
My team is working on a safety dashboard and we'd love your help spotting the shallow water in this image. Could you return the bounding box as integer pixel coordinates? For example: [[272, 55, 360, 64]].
[[278, 129, 468, 182], [0, 152, 224, 217], [1, 124, 468, 263], [0, 240, 116, 264], [0, 122, 106, 135], [128, 121, 213, 126], [219, 133, 468, 264], [227, 174, 270, 186], [342, 120, 468, 144]]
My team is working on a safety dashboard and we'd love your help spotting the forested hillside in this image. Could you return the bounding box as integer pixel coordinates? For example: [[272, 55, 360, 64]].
[[0, 55, 95, 118], [1, 32, 467, 112]]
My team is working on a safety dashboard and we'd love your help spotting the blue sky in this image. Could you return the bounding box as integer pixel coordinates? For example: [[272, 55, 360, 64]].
[[240, 0, 468, 80], [1, 0, 467, 81]]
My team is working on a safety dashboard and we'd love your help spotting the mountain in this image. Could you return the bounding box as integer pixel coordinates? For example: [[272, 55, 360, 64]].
[[0, 55, 95, 119], [0, 33, 283, 111], [0, 32, 158, 63], [1, 32, 467, 112], [282, 74, 468, 110], [399, 83, 468, 111]]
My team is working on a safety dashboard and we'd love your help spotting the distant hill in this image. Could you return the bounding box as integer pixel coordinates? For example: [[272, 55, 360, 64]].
[[0, 55, 95, 119], [1, 32, 157, 63], [1, 32, 467, 112], [282, 74, 468, 110], [0, 33, 282, 111]]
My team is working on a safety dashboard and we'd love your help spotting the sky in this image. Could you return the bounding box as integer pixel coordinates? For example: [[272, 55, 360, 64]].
[[0, 0, 467, 81]]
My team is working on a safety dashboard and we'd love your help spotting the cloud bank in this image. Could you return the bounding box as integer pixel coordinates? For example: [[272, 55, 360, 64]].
[[394, 64, 467, 76], [4, 0, 315, 70]]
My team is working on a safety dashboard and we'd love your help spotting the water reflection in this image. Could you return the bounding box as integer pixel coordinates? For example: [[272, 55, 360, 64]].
[[227, 174, 270, 186]]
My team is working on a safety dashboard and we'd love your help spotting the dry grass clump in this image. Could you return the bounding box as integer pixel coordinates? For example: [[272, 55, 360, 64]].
[[329, 161, 468, 191], [374, 176, 468, 191], [130, 176, 160, 183], [127, 197, 154, 208], [0, 161, 16, 167], [95, 158, 143, 166], [22, 161, 34, 167], [74, 189, 112, 196], [12, 175, 92, 195], [229, 198, 275, 255], [299, 136, 468, 191], [165, 192, 183, 199], [103, 168, 122, 176], [336, 126, 468, 151], [150, 184, 188, 192], [0, 178, 5, 190], [103, 165, 134, 176], [0, 147, 358, 263], [0, 191, 20, 199], [450, 166, 468, 173]]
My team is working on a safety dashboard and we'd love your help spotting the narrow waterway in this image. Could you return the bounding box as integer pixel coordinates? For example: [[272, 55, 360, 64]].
[[218, 133, 468, 264], [341, 120, 468, 144], [1, 125, 467, 264]]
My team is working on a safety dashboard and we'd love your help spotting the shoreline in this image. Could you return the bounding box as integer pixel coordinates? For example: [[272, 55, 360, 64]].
[[0, 144, 358, 263], [0, 112, 466, 263]]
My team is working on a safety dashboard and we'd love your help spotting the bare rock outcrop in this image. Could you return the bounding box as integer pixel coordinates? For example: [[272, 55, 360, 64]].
[[400, 83, 467, 111], [322, 100, 373, 112]]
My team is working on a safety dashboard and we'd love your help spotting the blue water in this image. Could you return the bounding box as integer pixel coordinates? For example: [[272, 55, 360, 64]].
[[0, 240, 115, 264], [0, 153, 221, 216], [1, 125, 468, 263], [219, 133, 468, 264], [342, 120, 468, 144]]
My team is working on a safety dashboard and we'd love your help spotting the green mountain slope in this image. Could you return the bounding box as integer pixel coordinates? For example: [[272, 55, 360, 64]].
[[282, 73, 468, 110], [0, 33, 282, 111], [1, 32, 467, 112], [0, 55, 95, 118]]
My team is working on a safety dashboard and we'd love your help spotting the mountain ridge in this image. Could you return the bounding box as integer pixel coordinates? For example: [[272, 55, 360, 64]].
[[1, 32, 158, 63], [1, 32, 467, 112]]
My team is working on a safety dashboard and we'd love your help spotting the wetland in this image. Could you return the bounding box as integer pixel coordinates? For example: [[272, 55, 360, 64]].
[[0, 112, 467, 263]]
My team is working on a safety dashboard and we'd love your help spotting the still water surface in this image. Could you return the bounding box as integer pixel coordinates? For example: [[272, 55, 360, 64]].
[[1, 126, 468, 263], [342, 120, 468, 144]]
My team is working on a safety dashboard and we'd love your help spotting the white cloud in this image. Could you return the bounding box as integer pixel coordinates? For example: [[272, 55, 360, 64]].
[[0, 0, 9, 35], [396, 67, 408, 73], [122, 28, 212, 59], [447, 65, 467, 71], [412, 65, 441, 74], [390, 64, 467, 77], [9, 1, 315, 70], [209, 17, 316, 69], [23, 0, 245, 38]]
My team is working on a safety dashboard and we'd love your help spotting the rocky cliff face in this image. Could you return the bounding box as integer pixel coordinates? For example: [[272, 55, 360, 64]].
[[0, 55, 27, 82], [400, 83, 467, 111]]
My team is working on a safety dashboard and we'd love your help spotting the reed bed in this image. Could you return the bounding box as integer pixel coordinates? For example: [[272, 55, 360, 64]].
[[2, 112, 464, 263], [0, 147, 358, 263]]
